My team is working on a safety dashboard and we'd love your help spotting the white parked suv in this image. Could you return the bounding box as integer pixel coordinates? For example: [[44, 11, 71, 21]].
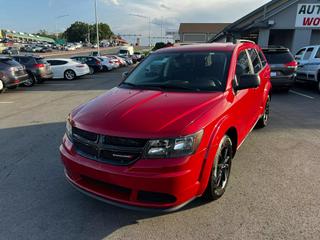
[[295, 45, 320, 92]]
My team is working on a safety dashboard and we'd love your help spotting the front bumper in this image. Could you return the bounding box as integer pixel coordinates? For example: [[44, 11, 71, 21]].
[[60, 135, 205, 210]]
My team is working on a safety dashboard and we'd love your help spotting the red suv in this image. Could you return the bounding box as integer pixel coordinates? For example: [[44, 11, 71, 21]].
[[60, 41, 271, 210]]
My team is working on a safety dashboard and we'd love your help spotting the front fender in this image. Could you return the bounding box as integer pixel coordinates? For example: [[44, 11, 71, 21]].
[[196, 114, 236, 196]]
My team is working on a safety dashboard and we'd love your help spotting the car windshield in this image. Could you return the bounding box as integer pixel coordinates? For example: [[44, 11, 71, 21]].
[[121, 51, 231, 92], [119, 50, 128, 54]]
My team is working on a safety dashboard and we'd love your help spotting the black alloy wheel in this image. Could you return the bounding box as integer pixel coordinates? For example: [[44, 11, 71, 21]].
[[205, 135, 233, 201]]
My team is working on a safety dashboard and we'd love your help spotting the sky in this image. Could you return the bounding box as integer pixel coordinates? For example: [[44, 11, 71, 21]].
[[0, 0, 270, 44]]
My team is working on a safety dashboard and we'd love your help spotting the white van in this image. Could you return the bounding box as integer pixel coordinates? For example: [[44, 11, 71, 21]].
[[118, 46, 134, 57]]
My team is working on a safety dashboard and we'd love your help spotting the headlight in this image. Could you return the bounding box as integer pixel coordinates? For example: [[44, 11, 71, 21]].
[[66, 115, 73, 140], [144, 130, 203, 158]]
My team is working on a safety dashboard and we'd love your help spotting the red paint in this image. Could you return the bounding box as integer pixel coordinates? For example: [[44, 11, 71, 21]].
[[60, 42, 271, 209]]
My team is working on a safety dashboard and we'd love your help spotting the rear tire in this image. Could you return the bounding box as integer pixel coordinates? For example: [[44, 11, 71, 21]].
[[24, 73, 36, 87], [256, 95, 270, 129], [317, 80, 320, 93], [64, 69, 76, 80], [89, 67, 94, 74], [204, 135, 233, 201]]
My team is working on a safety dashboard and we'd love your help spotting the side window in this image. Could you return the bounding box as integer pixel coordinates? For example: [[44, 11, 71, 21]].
[[20, 57, 33, 65], [296, 48, 306, 56], [236, 50, 252, 80], [315, 48, 320, 59], [303, 48, 314, 60], [54, 60, 67, 65], [248, 49, 262, 73], [47, 60, 57, 66], [258, 50, 267, 67]]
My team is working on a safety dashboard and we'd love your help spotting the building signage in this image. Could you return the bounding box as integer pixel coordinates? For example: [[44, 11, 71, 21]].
[[296, 4, 320, 27]]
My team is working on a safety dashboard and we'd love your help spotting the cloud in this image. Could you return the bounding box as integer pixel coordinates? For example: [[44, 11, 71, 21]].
[[100, 0, 120, 5], [160, 3, 171, 10]]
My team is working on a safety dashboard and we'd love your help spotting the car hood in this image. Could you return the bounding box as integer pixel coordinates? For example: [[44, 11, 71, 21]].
[[72, 87, 224, 138]]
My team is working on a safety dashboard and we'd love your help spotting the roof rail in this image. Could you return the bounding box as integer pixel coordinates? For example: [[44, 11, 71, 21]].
[[235, 39, 256, 44]]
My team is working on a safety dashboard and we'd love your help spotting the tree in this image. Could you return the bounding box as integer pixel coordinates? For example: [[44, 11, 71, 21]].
[[63, 21, 90, 42], [63, 21, 113, 43], [35, 29, 60, 40]]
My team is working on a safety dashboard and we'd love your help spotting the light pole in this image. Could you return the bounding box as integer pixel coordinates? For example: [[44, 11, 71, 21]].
[[129, 14, 151, 47], [55, 14, 69, 39], [94, 0, 100, 55], [151, 16, 165, 43]]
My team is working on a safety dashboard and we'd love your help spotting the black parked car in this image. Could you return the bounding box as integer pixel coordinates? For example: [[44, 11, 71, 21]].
[[12, 55, 53, 86], [0, 57, 30, 93], [262, 46, 297, 91], [70, 56, 103, 74]]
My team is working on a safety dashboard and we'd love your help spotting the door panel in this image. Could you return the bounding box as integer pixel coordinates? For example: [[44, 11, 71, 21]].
[[233, 50, 257, 140]]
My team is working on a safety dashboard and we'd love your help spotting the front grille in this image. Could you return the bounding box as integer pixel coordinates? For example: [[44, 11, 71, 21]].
[[72, 127, 147, 166], [137, 191, 177, 204], [81, 175, 132, 200]]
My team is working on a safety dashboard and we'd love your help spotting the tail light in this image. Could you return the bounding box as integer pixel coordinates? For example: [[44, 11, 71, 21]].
[[285, 61, 298, 69], [96, 61, 101, 65], [34, 63, 45, 68]]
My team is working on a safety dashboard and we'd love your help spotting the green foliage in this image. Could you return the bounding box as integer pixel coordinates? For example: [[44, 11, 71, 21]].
[[63, 21, 113, 43], [35, 29, 61, 40]]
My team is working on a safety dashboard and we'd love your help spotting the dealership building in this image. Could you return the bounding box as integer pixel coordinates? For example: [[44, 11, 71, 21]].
[[210, 0, 320, 54]]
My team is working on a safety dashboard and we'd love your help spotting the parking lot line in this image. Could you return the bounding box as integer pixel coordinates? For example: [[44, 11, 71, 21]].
[[44, 83, 76, 86], [0, 101, 14, 104], [289, 90, 315, 100]]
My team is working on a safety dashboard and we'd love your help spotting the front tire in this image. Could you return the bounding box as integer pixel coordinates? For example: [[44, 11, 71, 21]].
[[256, 95, 270, 129], [64, 70, 76, 80], [204, 135, 233, 201]]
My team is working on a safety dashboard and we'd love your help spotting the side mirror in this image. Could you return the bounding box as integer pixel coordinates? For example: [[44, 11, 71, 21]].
[[122, 71, 129, 79], [234, 74, 260, 91]]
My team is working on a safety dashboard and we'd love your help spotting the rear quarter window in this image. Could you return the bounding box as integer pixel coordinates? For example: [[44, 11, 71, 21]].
[[19, 57, 35, 65], [35, 58, 47, 64]]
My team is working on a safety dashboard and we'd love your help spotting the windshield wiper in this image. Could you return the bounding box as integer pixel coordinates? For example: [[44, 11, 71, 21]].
[[120, 82, 163, 90], [155, 84, 200, 91], [120, 82, 137, 87], [121, 82, 200, 91]]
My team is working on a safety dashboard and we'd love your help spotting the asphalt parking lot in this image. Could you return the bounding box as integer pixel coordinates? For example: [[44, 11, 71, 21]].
[[0, 69, 320, 240]]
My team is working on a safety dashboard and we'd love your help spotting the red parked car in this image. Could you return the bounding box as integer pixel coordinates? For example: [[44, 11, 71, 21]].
[[60, 41, 271, 210]]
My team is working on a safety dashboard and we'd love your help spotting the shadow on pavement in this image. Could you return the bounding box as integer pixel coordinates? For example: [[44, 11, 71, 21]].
[[0, 122, 211, 240]]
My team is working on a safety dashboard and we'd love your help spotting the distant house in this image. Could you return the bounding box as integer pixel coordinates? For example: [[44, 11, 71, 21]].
[[178, 23, 230, 43]]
